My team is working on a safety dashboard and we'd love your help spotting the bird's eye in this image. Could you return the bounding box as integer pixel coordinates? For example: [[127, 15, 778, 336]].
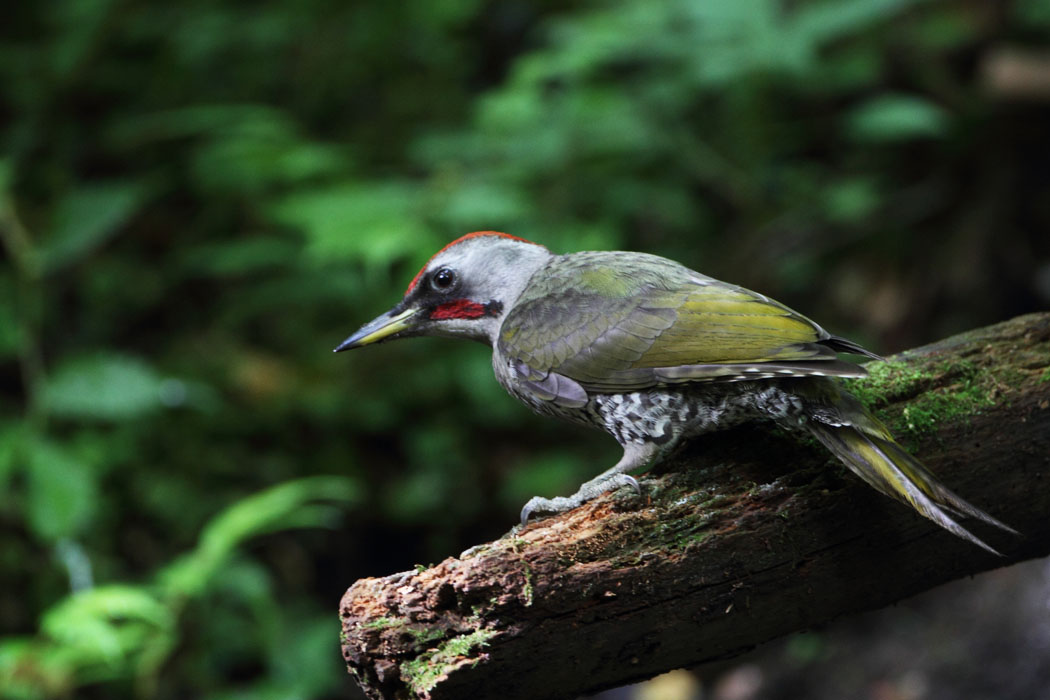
[[432, 268, 456, 290]]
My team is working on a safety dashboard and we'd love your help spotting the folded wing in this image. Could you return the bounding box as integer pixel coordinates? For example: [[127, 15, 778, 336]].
[[498, 253, 876, 401]]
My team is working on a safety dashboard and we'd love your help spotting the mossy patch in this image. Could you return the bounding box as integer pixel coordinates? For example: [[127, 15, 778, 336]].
[[505, 536, 534, 606], [845, 359, 998, 440], [360, 615, 402, 631], [360, 616, 452, 649], [406, 627, 449, 647], [522, 564, 534, 607], [897, 377, 995, 436], [400, 628, 497, 694], [842, 360, 933, 409]]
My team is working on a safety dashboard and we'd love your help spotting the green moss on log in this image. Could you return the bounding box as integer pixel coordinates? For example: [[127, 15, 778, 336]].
[[400, 628, 497, 695], [844, 359, 1001, 440]]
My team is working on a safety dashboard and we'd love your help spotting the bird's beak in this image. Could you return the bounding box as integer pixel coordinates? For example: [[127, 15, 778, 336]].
[[334, 307, 420, 352]]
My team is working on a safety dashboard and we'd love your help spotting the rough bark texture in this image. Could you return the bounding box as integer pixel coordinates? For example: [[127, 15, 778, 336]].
[[339, 313, 1050, 700]]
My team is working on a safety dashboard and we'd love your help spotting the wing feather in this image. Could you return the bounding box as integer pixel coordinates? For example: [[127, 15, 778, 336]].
[[498, 252, 873, 397]]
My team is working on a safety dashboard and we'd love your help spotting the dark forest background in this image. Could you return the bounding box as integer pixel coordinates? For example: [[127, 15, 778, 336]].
[[1, 0, 1048, 698]]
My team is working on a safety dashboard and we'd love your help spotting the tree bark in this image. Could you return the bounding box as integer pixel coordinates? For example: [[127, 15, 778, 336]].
[[339, 313, 1050, 700]]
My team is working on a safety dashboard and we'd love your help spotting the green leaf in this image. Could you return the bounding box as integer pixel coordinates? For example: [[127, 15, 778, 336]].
[[268, 181, 436, 266], [438, 181, 528, 229], [192, 132, 348, 195], [26, 440, 97, 541], [43, 354, 170, 422], [159, 476, 360, 597], [49, 0, 120, 81], [179, 236, 304, 277], [0, 636, 75, 699], [913, 10, 978, 50], [40, 585, 175, 682], [41, 180, 152, 272], [824, 177, 881, 223], [846, 94, 949, 142], [1017, 0, 1050, 28], [793, 0, 924, 45]]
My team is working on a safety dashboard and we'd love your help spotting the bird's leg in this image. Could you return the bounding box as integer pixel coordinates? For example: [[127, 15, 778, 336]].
[[520, 441, 661, 524]]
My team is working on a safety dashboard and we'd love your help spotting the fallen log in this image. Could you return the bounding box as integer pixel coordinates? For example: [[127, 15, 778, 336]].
[[339, 313, 1050, 700]]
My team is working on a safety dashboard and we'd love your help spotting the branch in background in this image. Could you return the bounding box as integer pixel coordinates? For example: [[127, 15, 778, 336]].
[[982, 47, 1050, 101], [339, 313, 1050, 700]]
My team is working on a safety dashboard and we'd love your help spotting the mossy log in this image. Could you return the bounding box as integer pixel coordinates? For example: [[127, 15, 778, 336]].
[[339, 313, 1050, 700]]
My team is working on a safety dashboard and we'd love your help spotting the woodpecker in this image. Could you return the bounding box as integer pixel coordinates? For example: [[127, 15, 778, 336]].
[[336, 232, 1014, 552]]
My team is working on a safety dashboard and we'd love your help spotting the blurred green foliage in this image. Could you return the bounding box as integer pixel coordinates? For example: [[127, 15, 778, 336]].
[[1, 0, 1048, 698], [1, 477, 357, 698]]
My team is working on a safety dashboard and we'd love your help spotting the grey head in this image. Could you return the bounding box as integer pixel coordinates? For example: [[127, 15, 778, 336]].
[[335, 231, 553, 350]]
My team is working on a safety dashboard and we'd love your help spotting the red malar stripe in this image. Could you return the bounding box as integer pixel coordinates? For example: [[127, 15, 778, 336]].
[[430, 299, 487, 320], [405, 231, 540, 295]]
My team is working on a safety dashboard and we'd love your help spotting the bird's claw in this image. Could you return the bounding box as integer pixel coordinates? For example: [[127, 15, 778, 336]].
[[519, 499, 542, 526], [519, 473, 642, 525], [620, 474, 641, 494]]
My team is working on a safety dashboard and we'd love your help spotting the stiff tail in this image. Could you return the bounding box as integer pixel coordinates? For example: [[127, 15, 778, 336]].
[[801, 397, 1017, 554]]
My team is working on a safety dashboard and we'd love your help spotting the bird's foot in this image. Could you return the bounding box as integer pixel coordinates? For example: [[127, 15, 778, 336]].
[[520, 473, 641, 525]]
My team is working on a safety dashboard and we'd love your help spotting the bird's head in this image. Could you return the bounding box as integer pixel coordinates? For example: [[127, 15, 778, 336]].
[[335, 231, 551, 351]]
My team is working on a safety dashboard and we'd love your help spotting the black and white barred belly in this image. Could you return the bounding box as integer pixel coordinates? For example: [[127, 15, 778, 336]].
[[499, 369, 808, 448], [588, 383, 806, 446]]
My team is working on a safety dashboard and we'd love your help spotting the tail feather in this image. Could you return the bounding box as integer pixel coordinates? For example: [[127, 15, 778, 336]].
[[804, 417, 1016, 555]]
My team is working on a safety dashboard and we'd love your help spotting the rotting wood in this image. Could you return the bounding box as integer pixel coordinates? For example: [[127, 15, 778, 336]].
[[339, 312, 1050, 700]]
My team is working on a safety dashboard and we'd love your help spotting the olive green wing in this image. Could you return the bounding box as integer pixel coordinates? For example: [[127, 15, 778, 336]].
[[498, 253, 874, 403]]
